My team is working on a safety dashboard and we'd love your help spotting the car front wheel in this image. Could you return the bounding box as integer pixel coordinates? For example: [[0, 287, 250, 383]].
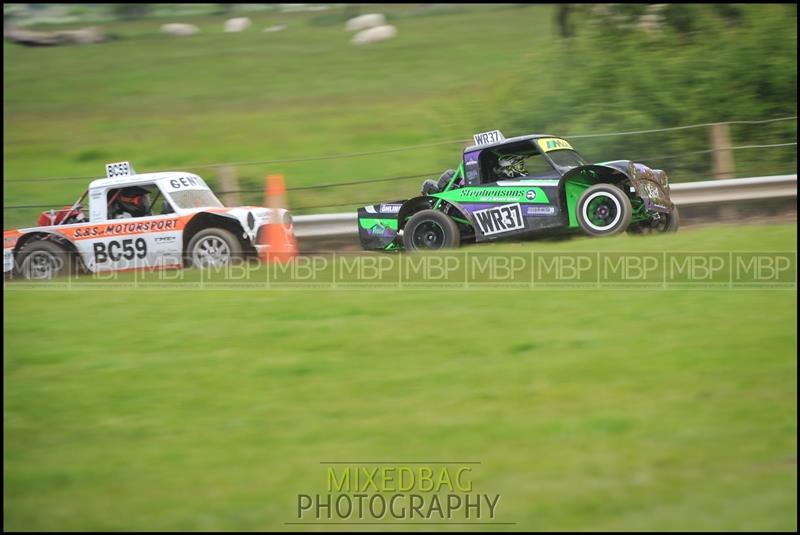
[[576, 184, 632, 236], [186, 228, 242, 268]]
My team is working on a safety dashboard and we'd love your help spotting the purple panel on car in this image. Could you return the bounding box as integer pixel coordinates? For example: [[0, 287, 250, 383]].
[[462, 203, 504, 212]]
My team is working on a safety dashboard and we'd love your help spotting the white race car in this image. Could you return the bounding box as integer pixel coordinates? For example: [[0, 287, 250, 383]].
[[4, 162, 295, 279]]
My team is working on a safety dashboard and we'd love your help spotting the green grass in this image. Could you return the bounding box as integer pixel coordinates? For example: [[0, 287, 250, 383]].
[[3, 4, 553, 228], [4, 223, 797, 531]]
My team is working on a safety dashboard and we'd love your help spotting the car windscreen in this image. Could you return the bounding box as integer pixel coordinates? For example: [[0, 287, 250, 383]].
[[547, 150, 586, 173], [168, 189, 223, 209]]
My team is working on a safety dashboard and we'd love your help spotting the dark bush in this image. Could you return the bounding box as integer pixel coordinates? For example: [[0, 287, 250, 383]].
[[111, 4, 151, 21]]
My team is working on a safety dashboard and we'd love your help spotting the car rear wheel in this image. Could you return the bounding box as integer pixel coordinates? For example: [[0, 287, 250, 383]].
[[403, 209, 461, 251], [16, 239, 74, 280], [576, 184, 632, 236], [186, 228, 242, 268]]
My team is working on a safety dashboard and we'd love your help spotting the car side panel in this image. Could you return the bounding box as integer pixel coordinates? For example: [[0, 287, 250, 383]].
[[3, 230, 23, 273], [9, 215, 192, 273], [66, 215, 190, 272], [431, 180, 567, 242]]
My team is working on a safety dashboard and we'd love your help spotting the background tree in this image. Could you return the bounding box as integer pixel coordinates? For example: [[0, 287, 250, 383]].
[[111, 4, 151, 21]]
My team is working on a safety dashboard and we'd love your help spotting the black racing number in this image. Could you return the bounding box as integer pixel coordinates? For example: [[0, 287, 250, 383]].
[[134, 238, 146, 258], [500, 206, 514, 228], [122, 239, 135, 260], [93, 238, 148, 264], [93, 242, 107, 264]]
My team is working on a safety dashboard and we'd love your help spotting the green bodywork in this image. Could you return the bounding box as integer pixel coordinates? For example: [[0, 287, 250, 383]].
[[431, 163, 466, 211], [564, 177, 591, 228], [429, 162, 557, 215], [433, 185, 553, 205], [359, 218, 399, 249], [562, 170, 648, 227], [359, 218, 398, 231], [366, 153, 661, 251]]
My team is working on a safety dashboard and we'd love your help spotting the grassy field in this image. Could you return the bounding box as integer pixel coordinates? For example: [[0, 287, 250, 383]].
[[3, 4, 556, 228], [4, 223, 797, 531]]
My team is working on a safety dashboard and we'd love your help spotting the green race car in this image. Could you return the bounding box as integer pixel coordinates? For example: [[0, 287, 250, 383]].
[[357, 130, 678, 251]]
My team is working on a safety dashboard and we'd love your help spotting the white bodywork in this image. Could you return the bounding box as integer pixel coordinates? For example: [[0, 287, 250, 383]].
[[5, 170, 290, 274]]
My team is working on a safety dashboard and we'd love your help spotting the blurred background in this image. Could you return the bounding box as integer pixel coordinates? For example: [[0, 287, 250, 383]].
[[3, 3, 797, 228], [4, 4, 797, 532]]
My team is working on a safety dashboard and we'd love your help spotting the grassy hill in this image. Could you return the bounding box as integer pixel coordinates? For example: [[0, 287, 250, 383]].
[[3, 4, 554, 228]]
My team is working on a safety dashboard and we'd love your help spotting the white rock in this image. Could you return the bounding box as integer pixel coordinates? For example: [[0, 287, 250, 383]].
[[224, 17, 252, 33], [351, 25, 397, 45], [263, 25, 288, 33], [345, 13, 386, 32], [161, 23, 199, 37], [60, 26, 105, 44]]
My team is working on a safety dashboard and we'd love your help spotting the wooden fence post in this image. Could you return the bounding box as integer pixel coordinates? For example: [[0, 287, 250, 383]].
[[218, 166, 241, 207], [709, 123, 737, 219], [709, 123, 735, 179]]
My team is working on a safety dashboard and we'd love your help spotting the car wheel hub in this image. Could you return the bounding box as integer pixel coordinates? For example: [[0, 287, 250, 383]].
[[413, 221, 445, 249], [26, 251, 58, 279], [194, 236, 231, 267], [583, 192, 622, 232]]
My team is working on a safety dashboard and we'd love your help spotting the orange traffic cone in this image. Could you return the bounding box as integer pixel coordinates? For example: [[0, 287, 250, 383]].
[[259, 174, 298, 263]]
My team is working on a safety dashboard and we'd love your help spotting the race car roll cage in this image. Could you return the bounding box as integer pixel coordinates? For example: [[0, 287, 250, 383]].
[[43, 186, 161, 226]]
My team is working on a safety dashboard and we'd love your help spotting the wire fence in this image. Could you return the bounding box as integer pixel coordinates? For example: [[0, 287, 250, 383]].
[[4, 115, 796, 184], [5, 142, 796, 211], [215, 171, 437, 196], [632, 142, 798, 163], [565, 116, 798, 139], [3, 116, 797, 214]]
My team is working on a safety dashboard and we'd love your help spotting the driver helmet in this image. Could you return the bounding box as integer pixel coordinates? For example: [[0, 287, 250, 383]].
[[115, 187, 151, 218], [496, 155, 526, 178]]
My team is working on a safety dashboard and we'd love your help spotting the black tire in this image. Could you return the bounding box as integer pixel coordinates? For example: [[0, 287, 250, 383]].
[[576, 184, 632, 236], [628, 206, 680, 235], [403, 209, 461, 251], [421, 179, 439, 195], [16, 239, 74, 280], [436, 169, 456, 191], [664, 205, 680, 232], [420, 169, 457, 195], [186, 227, 242, 268]]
